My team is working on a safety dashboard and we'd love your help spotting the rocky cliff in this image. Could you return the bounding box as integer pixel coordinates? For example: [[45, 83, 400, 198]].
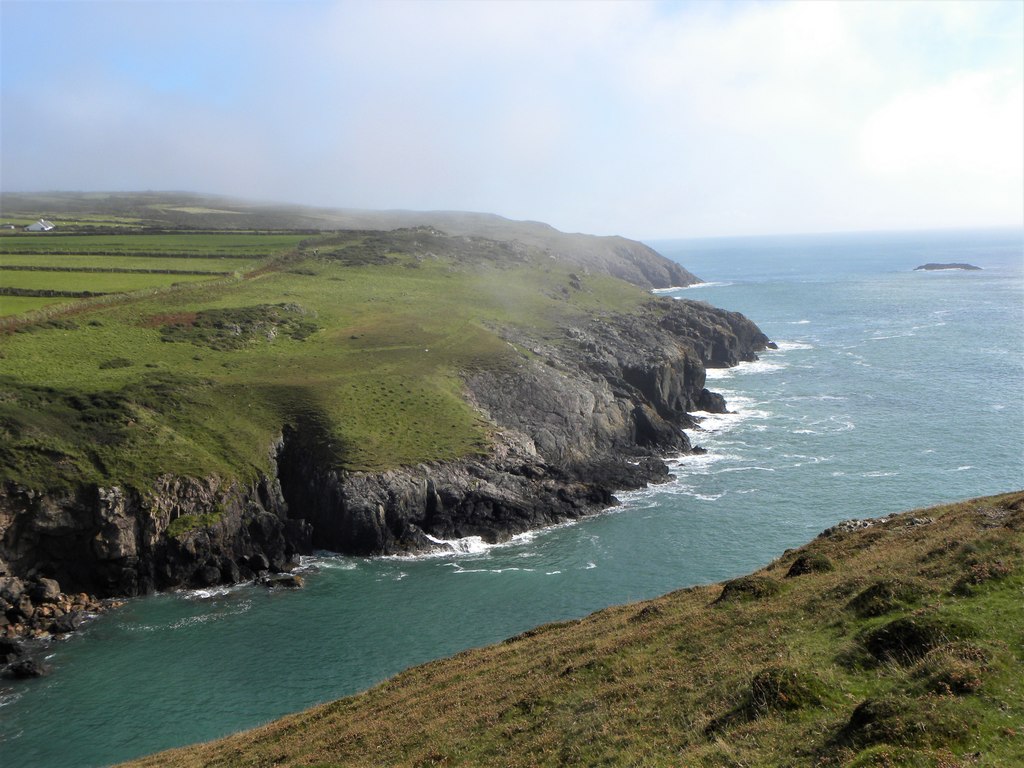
[[0, 297, 770, 607]]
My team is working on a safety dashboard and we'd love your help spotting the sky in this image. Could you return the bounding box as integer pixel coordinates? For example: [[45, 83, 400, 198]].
[[2, 0, 1022, 239]]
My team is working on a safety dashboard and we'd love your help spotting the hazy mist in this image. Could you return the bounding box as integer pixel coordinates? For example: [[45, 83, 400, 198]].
[[2, 0, 1021, 238]]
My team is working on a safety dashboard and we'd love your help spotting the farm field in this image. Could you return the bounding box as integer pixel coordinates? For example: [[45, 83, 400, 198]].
[[0, 230, 285, 314], [0, 254, 255, 272], [0, 232, 307, 255], [0, 295, 70, 316], [0, 269, 222, 293]]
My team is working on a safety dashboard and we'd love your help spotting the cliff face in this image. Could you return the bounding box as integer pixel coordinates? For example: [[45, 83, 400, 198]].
[[0, 297, 769, 598]]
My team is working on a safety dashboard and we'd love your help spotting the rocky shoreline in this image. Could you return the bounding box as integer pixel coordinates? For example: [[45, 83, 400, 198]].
[[0, 574, 119, 678], [0, 295, 771, 677]]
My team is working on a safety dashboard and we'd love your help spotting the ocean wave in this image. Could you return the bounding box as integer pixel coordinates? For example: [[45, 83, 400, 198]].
[[782, 453, 834, 467], [307, 555, 359, 571], [443, 563, 536, 575], [180, 585, 241, 601], [377, 522, 577, 563], [688, 402, 771, 435], [679, 281, 733, 290], [771, 340, 814, 351], [705, 359, 786, 379], [791, 319, 811, 324]]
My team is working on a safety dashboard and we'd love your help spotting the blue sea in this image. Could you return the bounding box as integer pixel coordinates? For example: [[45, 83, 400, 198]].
[[2, 228, 1022, 767]]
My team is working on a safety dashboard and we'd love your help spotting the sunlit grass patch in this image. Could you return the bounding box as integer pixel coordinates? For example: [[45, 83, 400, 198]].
[[0, 269, 218, 293], [0, 295, 72, 316]]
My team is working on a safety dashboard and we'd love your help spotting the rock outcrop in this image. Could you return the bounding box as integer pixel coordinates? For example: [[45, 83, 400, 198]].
[[914, 263, 982, 271], [0, 296, 770, 600]]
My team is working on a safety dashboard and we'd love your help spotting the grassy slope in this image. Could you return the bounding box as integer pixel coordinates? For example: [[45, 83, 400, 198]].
[[124, 492, 1024, 768], [0, 226, 650, 490]]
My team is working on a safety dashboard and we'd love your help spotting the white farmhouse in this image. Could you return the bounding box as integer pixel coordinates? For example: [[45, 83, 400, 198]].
[[25, 218, 55, 232]]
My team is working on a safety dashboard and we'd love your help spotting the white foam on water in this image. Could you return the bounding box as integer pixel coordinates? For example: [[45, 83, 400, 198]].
[[180, 585, 237, 601], [791, 319, 811, 324], [680, 281, 733, 289], [382, 521, 576, 563], [688, 399, 771, 436], [423, 533, 493, 555], [868, 329, 916, 341], [772, 340, 814, 351], [0, 691, 22, 710], [444, 563, 536, 575], [545, 571, 562, 576], [863, 471, 899, 477], [782, 453, 834, 467], [584, 562, 597, 570], [705, 359, 786, 379], [309, 556, 359, 571], [667, 451, 743, 471], [948, 465, 974, 472]]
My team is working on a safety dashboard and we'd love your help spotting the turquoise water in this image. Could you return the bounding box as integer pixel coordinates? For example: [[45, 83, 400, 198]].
[[2, 228, 1022, 767]]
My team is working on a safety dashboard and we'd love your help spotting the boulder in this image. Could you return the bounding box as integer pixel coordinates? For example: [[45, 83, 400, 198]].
[[0, 637, 25, 663], [50, 611, 85, 634], [30, 578, 62, 604], [7, 658, 51, 678]]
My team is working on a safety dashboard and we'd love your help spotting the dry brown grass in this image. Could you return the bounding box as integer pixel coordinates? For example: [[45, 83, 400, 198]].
[[123, 492, 1024, 768]]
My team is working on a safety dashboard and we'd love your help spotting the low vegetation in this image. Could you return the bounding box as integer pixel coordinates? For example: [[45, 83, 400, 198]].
[[0, 215, 650, 487], [122, 492, 1024, 768]]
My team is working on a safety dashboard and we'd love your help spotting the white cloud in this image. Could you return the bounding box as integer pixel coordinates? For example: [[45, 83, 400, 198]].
[[2, 0, 1021, 236], [860, 71, 1023, 178]]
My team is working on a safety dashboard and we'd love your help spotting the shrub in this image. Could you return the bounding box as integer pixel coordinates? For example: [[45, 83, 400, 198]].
[[748, 665, 826, 713], [785, 551, 835, 577], [862, 615, 977, 665], [714, 575, 782, 604], [846, 579, 920, 618]]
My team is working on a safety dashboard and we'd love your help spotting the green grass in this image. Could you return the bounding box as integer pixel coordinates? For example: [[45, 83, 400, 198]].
[[0, 228, 649, 486], [121, 492, 1024, 768], [0, 269, 219, 292], [0, 232, 306, 255], [0, 254, 256, 272], [0, 295, 73, 316]]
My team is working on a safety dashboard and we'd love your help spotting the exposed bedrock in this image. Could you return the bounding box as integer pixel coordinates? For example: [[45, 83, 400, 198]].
[[0, 297, 770, 598]]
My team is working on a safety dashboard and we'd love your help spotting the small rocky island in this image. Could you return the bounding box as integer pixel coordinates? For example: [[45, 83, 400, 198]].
[[914, 262, 982, 271]]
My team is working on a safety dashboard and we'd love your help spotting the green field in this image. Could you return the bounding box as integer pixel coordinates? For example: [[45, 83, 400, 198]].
[[0, 295, 72, 316], [0, 228, 649, 487], [0, 269, 222, 293], [0, 232, 307, 255], [0, 254, 256, 272]]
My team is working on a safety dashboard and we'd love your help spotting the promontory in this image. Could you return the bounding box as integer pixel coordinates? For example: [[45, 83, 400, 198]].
[[0, 193, 770, 619]]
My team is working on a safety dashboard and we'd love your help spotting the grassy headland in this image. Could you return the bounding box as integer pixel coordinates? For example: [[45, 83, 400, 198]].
[[122, 491, 1024, 768], [1, 218, 651, 489]]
